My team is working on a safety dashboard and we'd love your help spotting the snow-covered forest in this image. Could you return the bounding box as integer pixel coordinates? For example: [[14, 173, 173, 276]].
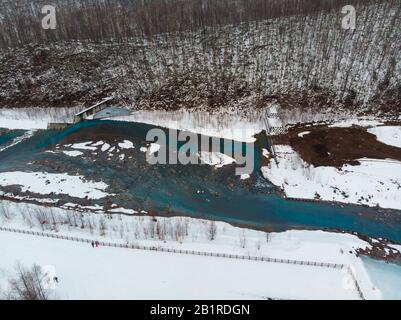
[[0, 0, 400, 116]]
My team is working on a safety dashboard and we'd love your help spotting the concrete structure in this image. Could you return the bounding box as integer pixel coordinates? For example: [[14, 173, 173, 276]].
[[47, 122, 71, 130], [74, 97, 114, 123], [93, 106, 130, 119]]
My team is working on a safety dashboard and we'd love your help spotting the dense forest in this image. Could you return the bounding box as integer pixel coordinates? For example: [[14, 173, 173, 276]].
[[0, 0, 379, 47], [0, 0, 400, 116]]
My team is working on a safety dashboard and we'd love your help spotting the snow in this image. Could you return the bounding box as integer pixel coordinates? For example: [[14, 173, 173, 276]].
[[62, 150, 83, 157], [101, 143, 111, 152], [106, 110, 264, 143], [273, 145, 294, 153], [329, 119, 383, 128], [261, 146, 401, 210], [118, 140, 134, 149], [148, 143, 161, 155], [0, 119, 48, 130], [368, 126, 401, 148], [70, 142, 97, 151], [0, 201, 383, 299], [140, 147, 148, 152], [0, 172, 110, 200], [75, 97, 113, 117], [0, 107, 78, 130], [262, 148, 270, 158], [108, 207, 138, 215], [298, 131, 311, 137], [198, 151, 236, 168], [240, 174, 250, 180], [92, 141, 104, 146], [0, 231, 360, 300], [0, 130, 35, 152]]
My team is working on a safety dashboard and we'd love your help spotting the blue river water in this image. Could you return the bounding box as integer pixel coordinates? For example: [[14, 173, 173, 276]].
[[361, 256, 401, 299], [0, 129, 25, 148], [0, 120, 400, 243]]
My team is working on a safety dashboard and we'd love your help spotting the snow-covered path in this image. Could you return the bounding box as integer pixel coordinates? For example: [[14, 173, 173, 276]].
[[0, 229, 362, 300]]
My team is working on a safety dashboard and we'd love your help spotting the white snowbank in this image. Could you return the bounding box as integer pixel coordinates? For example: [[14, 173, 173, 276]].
[[0, 172, 110, 199], [261, 146, 401, 210], [368, 126, 401, 148], [108, 207, 138, 215], [298, 131, 311, 137], [70, 142, 97, 151], [329, 119, 383, 128], [118, 140, 134, 149], [198, 151, 236, 168], [148, 143, 161, 155], [0, 107, 79, 130], [106, 109, 264, 143], [101, 143, 111, 152], [0, 201, 382, 300], [62, 150, 83, 157], [0, 231, 361, 300]]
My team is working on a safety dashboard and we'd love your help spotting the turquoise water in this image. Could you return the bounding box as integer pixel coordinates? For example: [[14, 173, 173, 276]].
[[0, 120, 401, 243], [0, 129, 25, 148], [361, 256, 401, 299]]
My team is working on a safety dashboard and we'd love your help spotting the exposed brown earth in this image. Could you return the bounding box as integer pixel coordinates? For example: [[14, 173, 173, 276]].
[[59, 125, 136, 146], [286, 123, 401, 167]]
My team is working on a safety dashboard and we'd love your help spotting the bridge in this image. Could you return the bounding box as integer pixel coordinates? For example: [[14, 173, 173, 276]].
[[47, 96, 130, 130], [263, 105, 285, 165], [73, 96, 114, 123]]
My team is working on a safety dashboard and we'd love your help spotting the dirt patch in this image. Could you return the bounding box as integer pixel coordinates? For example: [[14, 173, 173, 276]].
[[287, 124, 401, 167], [59, 125, 136, 145]]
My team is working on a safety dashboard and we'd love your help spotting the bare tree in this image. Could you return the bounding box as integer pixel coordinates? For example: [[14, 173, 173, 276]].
[[266, 232, 270, 244], [0, 202, 13, 220], [206, 221, 217, 241], [99, 218, 107, 236], [6, 263, 51, 300], [239, 230, 247, 249], [172, 219, 186, 243]]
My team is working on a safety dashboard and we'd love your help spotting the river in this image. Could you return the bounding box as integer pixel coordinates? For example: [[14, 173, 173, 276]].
[[0, 120, 400, 243]]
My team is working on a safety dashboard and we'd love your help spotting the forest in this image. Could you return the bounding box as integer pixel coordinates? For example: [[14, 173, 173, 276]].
[[0, 0, 399, 116]]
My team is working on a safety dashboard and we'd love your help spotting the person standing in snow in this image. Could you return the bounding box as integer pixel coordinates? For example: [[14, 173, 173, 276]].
[[95, 240, 99, 247], [91, 241, 95, 248]]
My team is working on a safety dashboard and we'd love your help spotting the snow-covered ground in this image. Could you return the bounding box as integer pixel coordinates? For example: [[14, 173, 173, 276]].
[[368, 126, 401, 148], [106, 109, 265, 142], [0, 231, 361, 300], [198, 151, 236, 168], [0, 172, 110, 200], [328, 119, 384, 128], [0, 107, 79, 130], [0, 200, 383, 300], [261, 146, 401, 210]]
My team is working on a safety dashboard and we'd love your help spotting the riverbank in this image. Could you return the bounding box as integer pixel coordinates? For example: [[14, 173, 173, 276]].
[[1, 118, 401, 243], [262, 120, 401, 211], [0, 200, 383, 300]]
